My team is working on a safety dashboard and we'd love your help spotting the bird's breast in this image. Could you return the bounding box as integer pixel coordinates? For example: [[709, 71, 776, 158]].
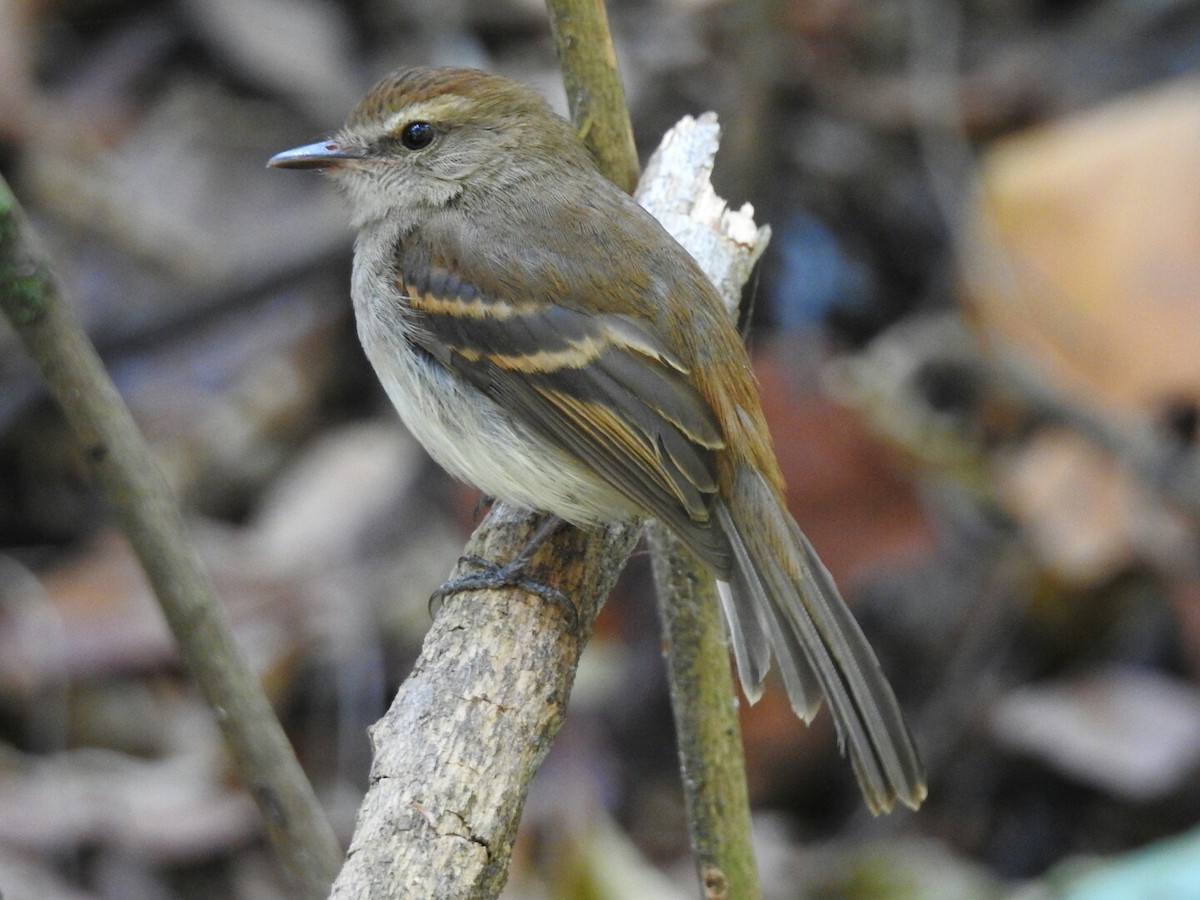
[[349, 249, 635, 527]]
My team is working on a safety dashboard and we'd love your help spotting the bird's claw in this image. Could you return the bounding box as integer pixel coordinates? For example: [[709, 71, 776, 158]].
[[429, 554, 578, 628]]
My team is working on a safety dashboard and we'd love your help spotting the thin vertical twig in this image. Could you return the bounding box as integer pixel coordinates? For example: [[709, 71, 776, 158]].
[[650, 529, 760, 898], [545, 4, 764, 895]]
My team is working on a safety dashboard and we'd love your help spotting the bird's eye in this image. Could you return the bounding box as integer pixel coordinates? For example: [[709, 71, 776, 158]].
[[399, 122, 435, 150]]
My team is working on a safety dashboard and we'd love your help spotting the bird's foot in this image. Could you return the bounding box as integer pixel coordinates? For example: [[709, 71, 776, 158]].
[[430, 553, 578, 628]]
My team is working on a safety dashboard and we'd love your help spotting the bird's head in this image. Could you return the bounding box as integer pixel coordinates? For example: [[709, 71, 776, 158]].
[[269, 67, 591, 227]]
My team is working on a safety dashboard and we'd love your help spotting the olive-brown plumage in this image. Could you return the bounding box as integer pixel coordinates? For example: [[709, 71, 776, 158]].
[[270, 67, 926, 813]]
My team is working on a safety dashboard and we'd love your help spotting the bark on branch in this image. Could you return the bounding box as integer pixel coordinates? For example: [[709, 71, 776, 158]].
[[330, 509, 638, 898]]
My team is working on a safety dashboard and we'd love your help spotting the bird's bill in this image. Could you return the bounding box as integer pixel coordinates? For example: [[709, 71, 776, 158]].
[[267, 141, 364, 170]]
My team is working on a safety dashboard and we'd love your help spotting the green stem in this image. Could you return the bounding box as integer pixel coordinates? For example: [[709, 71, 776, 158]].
[[544, 0, 640, 193], [648, 524, 762, 899]]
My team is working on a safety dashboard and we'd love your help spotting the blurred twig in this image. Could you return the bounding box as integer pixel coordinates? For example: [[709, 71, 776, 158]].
[[990, 350, 1200, 519], [0, 174, 342, 898]]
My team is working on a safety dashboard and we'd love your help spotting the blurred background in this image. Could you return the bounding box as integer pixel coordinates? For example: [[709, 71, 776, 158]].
[[4, 0, 1200, 896]]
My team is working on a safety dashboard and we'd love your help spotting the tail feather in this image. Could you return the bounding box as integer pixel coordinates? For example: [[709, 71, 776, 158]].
[[715, 579, 770, 704], [715, 466, 927, 814], [716, 510, 823, 720]]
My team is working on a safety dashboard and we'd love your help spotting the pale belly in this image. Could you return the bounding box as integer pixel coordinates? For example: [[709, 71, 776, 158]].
[[355, 302, 634, 527]]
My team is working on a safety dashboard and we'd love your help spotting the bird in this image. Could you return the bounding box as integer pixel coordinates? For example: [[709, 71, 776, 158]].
[[269, 66, 926, 814]]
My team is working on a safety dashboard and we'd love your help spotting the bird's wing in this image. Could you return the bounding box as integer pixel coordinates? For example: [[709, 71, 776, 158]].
[[396, 255, 734, 572]]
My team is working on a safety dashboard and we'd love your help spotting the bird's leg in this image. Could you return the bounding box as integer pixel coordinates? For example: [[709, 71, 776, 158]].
[[430, 514, 577, 626], [471, 493, 495, 522]]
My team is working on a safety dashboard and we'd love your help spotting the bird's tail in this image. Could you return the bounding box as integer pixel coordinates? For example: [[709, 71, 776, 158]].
[[714, 464, 927, 814]]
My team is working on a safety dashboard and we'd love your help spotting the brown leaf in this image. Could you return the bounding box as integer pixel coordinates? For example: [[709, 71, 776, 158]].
[[970, 80, 1200, 416]]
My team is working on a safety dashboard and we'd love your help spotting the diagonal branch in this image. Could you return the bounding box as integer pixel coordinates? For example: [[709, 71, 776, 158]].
[[330, 508, 638, 897]]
